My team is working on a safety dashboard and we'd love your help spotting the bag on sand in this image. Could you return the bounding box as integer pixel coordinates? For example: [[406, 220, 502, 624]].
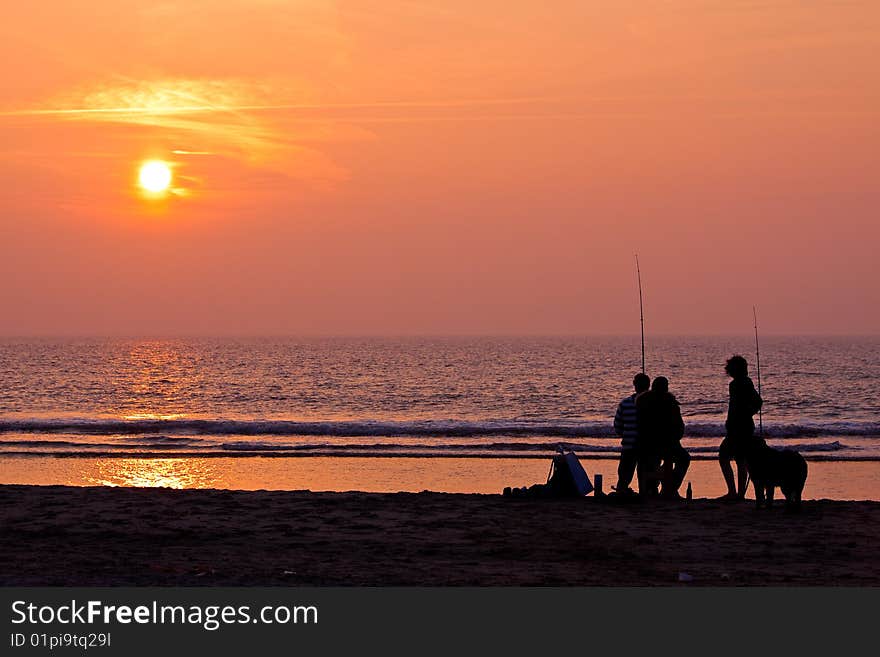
[[548, 450, 594, 497], [504, 449, 593, 498]]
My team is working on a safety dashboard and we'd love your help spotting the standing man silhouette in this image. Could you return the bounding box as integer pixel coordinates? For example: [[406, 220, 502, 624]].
[[614, 373, 651, 494], [719, 355, 763, 500]]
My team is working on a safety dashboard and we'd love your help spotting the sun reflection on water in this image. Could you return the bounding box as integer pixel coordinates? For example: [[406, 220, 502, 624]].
[[112, 339, 198, 421], [90, 458, 218, 489], [120, 413, 187, 421]]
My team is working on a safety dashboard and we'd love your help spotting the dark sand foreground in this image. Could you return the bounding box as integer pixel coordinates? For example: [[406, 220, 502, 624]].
[[1, 485, 878, 586]]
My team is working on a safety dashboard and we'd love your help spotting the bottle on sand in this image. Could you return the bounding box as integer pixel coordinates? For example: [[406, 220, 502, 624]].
[[686, 482, 693, 502]]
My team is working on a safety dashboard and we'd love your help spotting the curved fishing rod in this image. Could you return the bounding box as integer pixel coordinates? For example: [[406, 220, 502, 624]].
[[636, 254, 645, 374]]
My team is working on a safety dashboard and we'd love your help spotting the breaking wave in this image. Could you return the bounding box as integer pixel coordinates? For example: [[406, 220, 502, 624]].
[[1, 417, 878, 439]]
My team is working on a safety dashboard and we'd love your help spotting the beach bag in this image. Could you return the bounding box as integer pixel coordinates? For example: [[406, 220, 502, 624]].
[[547, 450, 594, 497]]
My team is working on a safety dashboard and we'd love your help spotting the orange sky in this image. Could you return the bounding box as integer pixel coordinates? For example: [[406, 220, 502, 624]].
[[1, 1, 878, 335]]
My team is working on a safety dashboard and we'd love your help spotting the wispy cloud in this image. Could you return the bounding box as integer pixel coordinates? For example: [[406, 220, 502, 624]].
[[1, 87, 562, 119], [0, 78, 572, 165]]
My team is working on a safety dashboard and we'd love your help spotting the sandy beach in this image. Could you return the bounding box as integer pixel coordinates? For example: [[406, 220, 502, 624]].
[[2, 484, 877, 586]]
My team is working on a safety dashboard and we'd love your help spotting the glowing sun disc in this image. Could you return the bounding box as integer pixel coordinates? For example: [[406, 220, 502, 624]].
[[138, 160, 172, 193]]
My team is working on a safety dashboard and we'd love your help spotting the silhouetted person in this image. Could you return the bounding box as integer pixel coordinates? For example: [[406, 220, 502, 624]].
[[719, 355, 763, 500], [614, 373, 651, 494], [634, 381, 659, 495], [638, 376, 690, 498], [636, 376, 689, 497]]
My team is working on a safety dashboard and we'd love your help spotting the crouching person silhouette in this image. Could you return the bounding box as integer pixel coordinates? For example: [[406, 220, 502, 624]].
[[637, 376, 689, 498]]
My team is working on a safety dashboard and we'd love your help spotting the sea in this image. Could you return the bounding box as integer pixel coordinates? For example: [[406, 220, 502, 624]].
[[0, 336, 877, 495]]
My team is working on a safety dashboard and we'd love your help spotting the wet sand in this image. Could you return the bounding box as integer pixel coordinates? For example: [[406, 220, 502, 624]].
[[1, 484, 878, 586], [2, 456, 878, 500]]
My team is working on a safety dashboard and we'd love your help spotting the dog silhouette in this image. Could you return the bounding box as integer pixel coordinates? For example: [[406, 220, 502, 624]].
[[744, 438, 808, 511]]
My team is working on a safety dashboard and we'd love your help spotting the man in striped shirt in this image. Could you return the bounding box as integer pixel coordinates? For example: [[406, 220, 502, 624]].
[[614, 373, 651, 494]]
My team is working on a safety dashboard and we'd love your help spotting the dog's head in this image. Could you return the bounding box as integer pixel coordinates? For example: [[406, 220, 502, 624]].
[[742, 436, 772, 465]]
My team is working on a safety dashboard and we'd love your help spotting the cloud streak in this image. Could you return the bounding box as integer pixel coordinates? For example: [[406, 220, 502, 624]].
[[0, 79, 574, 179], [0, 95, 564, 118]]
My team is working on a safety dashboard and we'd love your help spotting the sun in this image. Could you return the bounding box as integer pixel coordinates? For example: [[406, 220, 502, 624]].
[[138, 160, 172, 194]]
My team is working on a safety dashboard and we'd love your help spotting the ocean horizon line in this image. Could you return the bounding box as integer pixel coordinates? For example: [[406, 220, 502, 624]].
[[0, 333, 877, 340]]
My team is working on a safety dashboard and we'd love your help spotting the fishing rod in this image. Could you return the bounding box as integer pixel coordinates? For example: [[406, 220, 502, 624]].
[[753, 305, 763, 437], [636, 254, 645, 374]]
